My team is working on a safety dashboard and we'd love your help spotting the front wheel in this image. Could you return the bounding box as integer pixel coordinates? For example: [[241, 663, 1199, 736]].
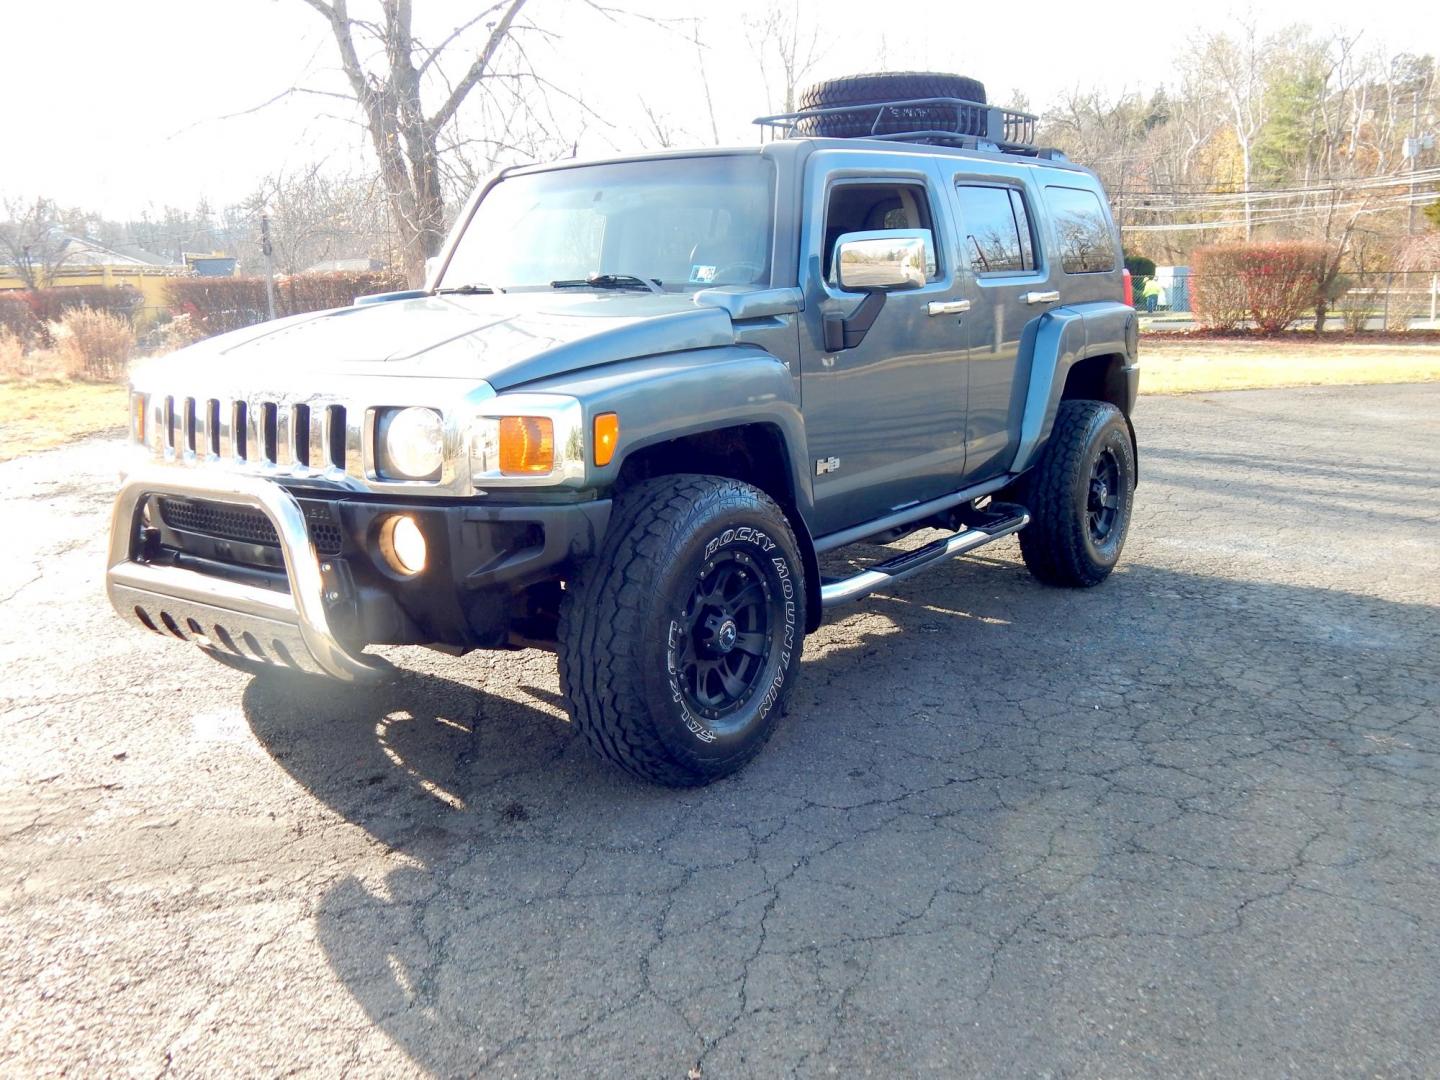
[[559, 476, 807, 786], [1018, 400, 1136, 587]]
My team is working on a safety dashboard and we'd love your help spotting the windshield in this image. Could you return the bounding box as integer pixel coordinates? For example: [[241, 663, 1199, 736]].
[[440, 155, 775, 293]]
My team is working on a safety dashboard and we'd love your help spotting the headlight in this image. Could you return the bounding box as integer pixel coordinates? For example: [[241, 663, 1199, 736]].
[[378, 407, 444, 480]]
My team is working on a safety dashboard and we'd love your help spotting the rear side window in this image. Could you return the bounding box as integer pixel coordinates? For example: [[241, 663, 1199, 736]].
[[1044, 186, 1115, 274], [954, 185, 1036, 274]]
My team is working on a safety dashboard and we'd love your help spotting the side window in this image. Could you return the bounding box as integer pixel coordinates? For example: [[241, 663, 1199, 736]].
[[953, 184, 1036, 275], [1044, 186, 1116, 274], [823, 182, 938, 281]]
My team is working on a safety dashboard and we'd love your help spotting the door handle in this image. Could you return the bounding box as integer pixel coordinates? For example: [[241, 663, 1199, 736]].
[[1021, 290, 1060, 305], [926, 300, 971, 317]]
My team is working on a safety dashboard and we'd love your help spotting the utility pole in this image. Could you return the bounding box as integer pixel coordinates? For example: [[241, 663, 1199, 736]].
[[260, 213, 277, 321]]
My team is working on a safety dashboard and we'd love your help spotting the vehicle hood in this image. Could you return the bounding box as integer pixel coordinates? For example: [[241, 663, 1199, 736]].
[[141, 291, 740, 392]]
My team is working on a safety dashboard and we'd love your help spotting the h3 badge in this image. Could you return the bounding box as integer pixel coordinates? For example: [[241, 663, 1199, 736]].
[[815, 456, 841, 476]]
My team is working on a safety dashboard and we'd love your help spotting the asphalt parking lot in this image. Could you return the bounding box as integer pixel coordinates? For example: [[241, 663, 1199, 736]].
[[2, 383, 1438, 1077]]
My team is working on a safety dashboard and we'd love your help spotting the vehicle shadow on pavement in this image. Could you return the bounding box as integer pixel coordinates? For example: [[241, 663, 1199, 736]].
[[239, 556, 1440, 1075]]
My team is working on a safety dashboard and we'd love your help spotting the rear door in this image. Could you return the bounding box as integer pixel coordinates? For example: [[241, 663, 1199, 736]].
[[798, 151, 970, 537], [945, 170, 1055, 481]]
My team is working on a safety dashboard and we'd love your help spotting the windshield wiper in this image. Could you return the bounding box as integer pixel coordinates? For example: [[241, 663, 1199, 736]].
[[550, 273, 662, 294], [437, 281, 504, 295]]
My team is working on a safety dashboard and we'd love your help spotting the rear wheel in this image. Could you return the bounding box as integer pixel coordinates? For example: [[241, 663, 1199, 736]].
[[1018, 400, 1135, 587], [559, 476, 806, 786]]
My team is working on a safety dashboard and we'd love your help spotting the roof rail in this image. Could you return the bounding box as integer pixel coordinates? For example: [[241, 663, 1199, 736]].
[[754, 96, 1051, 157]]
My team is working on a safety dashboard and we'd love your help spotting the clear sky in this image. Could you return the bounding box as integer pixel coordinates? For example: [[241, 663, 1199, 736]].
[[6, 0, 1431, 218]]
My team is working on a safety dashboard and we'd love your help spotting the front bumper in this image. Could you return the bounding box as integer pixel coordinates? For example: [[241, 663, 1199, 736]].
[[106, 467, 610, 681], [108, 467, 389, 681]]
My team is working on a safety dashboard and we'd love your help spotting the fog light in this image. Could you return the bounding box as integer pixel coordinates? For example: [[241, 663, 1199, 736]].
[[379, 514, 427, 575]]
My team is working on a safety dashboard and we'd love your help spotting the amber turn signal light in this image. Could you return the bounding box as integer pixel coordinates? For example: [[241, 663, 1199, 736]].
[[498, 416, 554, 474], [593, 412, 619, 466]]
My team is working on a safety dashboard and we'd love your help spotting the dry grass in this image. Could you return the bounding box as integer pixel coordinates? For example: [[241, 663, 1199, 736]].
[[1141, 337, 1440, 394], [0, 380, 128, 462]]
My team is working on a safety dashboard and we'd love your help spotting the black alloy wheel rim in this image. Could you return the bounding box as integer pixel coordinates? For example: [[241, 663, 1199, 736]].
[[673, 550, 773, 729], [1087, 447, 1122, 542]]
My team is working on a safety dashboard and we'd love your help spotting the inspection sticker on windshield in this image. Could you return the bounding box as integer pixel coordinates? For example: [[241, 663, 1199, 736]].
[[689, 264, 718, 284]]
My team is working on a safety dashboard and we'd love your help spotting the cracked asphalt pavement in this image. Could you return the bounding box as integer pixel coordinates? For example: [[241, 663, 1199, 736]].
[[2, 383, 1438, 1077]]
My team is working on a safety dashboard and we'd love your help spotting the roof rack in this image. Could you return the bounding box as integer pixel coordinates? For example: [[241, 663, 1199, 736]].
[[754, 96, 1061, 158]]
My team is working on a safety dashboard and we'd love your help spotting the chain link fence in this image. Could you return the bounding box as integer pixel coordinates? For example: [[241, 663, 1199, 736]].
[[1133, 269, 1440, 330]]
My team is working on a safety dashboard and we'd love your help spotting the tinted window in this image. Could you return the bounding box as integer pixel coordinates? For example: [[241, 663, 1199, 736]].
[[824, 183, 938, 279], [1045, 186, 1115, 274], [954, 185, 1036, 274]]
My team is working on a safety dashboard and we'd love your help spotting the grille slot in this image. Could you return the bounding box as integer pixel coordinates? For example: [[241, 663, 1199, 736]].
[[260, 403, 279, 464], [183, 397, 197, 453], [158, 496, 345, 555], [327, 406, 347, 469], [294, 404, 311, 467]]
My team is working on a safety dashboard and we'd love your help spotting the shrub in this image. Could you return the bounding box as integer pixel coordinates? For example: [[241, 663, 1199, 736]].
[[1189, 251, 1251, 331], [165, 277, 271, 336], [1191, 243, 1324, 334], [22, 285, 143, 324], [0, 329, 72, 381], [0, 294, 44, 348], [166, 270, 408, 339], [1124, 254, 1156, 278], [279, 269, 408, 313], [0, 328, 33, 378], [54, 306, 135, 381]]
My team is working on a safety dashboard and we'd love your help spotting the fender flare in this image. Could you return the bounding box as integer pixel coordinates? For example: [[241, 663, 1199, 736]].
[[1010, 301, 1138, 475], [525, 347, 825, 630]]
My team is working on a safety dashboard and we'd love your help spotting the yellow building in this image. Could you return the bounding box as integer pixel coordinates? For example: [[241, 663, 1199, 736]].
[[0, 237, 189, 329]]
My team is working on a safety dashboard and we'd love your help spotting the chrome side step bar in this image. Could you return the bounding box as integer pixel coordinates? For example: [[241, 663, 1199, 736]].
[[819, 507, 1030, 608]]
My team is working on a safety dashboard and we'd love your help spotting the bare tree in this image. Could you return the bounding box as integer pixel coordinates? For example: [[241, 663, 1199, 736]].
[[1192, 18, 1274, 239], [0, 197, 80, 290], [295, 0, 539, 284], [745, 1, 827, 114], [243, 166, 402, 275]]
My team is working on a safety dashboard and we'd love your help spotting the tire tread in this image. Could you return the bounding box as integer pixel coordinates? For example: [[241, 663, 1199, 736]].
[[559, 475, 800, 786], [1018, 400, 1130, 588]]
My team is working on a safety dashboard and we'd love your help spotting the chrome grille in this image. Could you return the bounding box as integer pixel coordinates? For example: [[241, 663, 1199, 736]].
[[146, 394, 351, 475]]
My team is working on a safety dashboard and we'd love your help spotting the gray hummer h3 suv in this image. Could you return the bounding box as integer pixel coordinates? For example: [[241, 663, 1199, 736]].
[[107, 72, 1139, 786]]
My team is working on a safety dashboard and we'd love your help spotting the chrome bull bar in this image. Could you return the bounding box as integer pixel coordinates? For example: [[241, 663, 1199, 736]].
[[106, 466, 388, 682]]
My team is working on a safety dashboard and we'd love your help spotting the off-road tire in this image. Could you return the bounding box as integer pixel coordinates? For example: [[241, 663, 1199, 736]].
[[1018, 400, 1135, 587], [559, 476, 807, 787], [795, 71, 988, 139]]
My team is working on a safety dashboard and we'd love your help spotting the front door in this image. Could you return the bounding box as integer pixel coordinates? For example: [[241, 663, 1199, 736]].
[[799, 158, 970, 537]]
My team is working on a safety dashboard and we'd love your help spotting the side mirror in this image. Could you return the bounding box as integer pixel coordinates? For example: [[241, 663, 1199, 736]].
[[833, 230, 929, 292], [824, 230, 930, 351], [424, 255, 441, 286]]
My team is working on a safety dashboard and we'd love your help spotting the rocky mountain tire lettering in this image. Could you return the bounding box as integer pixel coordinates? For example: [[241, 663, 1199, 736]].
[[757, 554, 796, 722], [704, 526, 775, 561]]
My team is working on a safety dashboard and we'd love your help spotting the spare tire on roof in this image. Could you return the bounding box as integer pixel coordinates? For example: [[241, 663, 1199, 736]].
[[795, 71, 988, 139]]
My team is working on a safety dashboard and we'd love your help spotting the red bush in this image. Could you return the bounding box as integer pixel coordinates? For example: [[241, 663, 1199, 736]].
[[166, 271, 408, 338], [1191, 244, 1324, 334], [0, 293, 43, 346]]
